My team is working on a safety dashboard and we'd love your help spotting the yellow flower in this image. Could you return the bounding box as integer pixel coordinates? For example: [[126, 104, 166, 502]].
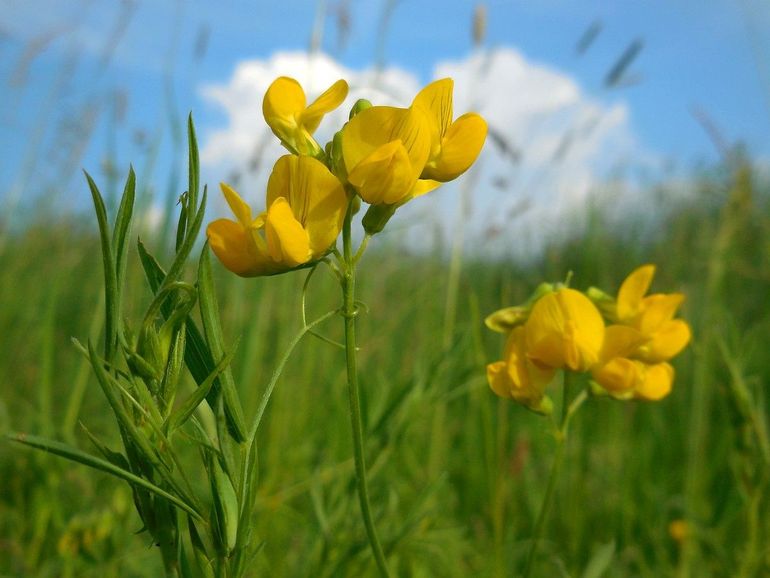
[[411, 78, 488, 182], [525, 288, 605, 372], [207, 155, 347, 277], [487, 326, 555, 412], [263, 77, 348, 156], [590, 325, 675, 400], [616, 265, 691, 363], [342, 104, 439, 205]]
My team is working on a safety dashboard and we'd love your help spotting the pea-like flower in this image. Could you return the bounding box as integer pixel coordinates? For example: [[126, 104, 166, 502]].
[[525, 288, 605, 372], [590, 325, 675, 401], [342, 104, 438, 205], [588, 265, 691, 401], [615, 265, 691, 363], [263, 77, 348, 156], [411, 78, 488, 182], [207, 155, 347, 277], [487, 326, 555, 413]]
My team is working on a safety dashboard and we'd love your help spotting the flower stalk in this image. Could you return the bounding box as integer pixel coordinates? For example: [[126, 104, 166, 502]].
[[522, 374, 587, 578], [340, 199, 391, 577]]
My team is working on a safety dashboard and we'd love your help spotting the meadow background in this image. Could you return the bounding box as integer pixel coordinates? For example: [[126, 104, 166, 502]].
[[1, 1, 770, 576]]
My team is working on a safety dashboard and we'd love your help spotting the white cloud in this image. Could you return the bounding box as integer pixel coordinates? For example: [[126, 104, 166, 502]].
[[199, 47, 647, 256]]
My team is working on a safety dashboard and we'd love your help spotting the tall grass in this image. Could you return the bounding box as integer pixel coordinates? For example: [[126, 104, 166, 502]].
[[1, 155, 769, 576]]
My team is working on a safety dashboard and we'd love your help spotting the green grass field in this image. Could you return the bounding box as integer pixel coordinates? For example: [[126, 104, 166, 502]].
[[1, 158, 768, 577]]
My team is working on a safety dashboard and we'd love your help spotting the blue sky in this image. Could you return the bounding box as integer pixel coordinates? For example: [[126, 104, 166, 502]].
[[1, 0, 769, 232]]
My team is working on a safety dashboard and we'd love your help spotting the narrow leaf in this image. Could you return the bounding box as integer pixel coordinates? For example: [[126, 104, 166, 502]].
[[188, 114, 200, 218], [168, 348, 235, 434], [7, 432, 202, 520], [85, 171, 119, 361], [198, 244, 246, 442]]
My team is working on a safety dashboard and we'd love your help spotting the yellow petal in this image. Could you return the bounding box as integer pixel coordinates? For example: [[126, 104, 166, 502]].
[[638, 293, 685, 334], [635, 362, 674, 401], [487, 361, 513, 399], [342, 106, 431, 185], [600, 324, 647, 362], [526, 288, 604, 372], [592, 357, 641, 394], [265, 197, 310, 266], [262, 77, 306, 132], [409, 178, 442, 199], [301, 79, 349, 134], [266, 155, 346, 256], [412, 78, 454, 145], [493, 327, 555, 405], [207, 219, 265, 277], [642, 319, 692, 363], [422, 112, 488, 182], [617, 264, 655, 321], [220, 183, 253, 228], [347, 140, 415, 205]]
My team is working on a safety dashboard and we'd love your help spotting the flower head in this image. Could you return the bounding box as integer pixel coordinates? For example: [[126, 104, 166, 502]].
[[207, 155, 347, 277], [342, 105, 439, 205], [411, 78, 488, 182], [263, 77, 348, 156]]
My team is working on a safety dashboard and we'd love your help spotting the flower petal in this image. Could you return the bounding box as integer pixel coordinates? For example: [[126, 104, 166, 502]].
[[422, 112, 488, 182], [526, 289, 604, 372], [220, 183, 253, 228], [642, 319, 692, 363], [342, 106, 431, 185], [207, 219, 265, 277], [301, 79, 348, 134], [617, 264, 655, 321], [635, 362, 674, 401], [592, 357, 641, 394], [600, 324, 647, 361], [347, 140, 415, 205], [487, 361, 513, 399], [265, 197, 310, 266], [262, 77, 306, 133], [638, 293, 685, 334], [412, 78, 454, 144]]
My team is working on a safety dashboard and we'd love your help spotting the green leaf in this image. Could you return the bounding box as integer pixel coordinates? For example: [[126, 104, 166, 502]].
[[163, 186, 207, 291], [113, 166, 136, 306], [167, 348, 235, 434], [6, 432, 202, 521], [188, 113, 200, 219], [198, 244, 247, 443], [137, 241, 223, 415], [138, 241, 245, 439], [84, 171, 119, 361]]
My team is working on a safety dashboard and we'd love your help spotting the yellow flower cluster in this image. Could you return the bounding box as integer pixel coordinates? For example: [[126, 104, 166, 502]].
[[207, 76, 488, 277], [486, 265, 691, 413]]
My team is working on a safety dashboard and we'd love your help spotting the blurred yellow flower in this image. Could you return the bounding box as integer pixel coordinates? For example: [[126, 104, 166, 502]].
[[525, 288, 605, 372], [411, 78, 488, 182], [487, 326, 555, 413], [589, 265, 691, 401], [207, 155, 347, 277], [263, 77, 348, 156], [342, 104, 439, 205], [616, 265, 691, 363]]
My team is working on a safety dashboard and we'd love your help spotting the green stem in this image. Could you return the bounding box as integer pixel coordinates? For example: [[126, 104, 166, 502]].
[[522, 375, 587, 578], [341, 201, 391, 577]]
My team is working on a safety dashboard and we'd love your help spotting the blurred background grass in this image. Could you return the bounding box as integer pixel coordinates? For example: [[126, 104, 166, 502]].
[[2, 1, 770, 577]]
